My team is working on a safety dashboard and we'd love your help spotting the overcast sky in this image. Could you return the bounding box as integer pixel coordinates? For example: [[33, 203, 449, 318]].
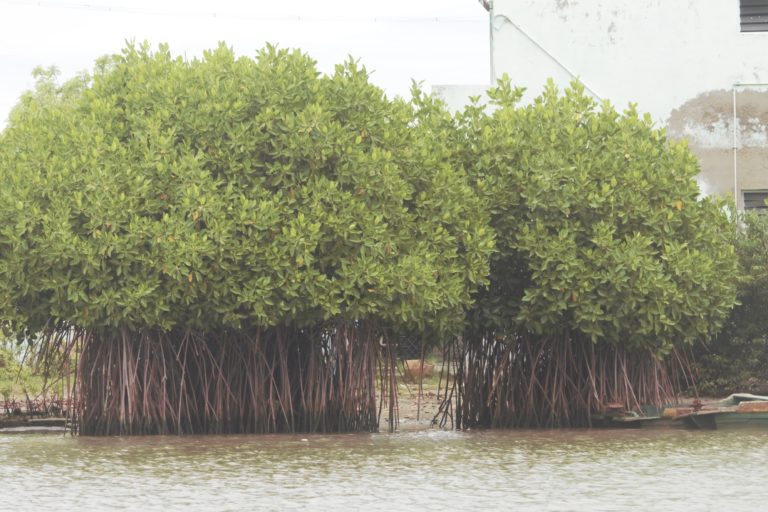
[[0, 0, 489, 125]]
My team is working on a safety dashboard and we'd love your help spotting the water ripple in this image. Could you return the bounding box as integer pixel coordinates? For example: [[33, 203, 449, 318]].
[[2, 428, 768, 511]]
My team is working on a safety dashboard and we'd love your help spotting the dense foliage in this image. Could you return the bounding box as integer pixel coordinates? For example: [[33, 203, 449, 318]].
[[458, 79, 738, 351], [0, 43, 491, 337]]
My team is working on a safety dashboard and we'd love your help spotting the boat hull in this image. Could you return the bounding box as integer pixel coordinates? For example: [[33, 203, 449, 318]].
[[680, 411, 768, 430]]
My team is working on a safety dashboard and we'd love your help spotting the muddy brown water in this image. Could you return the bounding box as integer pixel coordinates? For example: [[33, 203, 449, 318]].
[[2, 428, 767, 510]]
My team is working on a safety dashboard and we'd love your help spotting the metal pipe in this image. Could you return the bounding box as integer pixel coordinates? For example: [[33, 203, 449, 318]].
[[489, 1, 495, 84], [733, 86, 738, 208]]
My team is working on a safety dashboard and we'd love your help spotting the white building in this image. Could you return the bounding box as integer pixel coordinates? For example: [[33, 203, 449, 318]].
[[435, 0, 768, 210]]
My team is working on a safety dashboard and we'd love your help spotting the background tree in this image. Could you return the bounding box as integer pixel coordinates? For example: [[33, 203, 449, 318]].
[[693, 211, 768, 395], [0, 340, 46, 404]]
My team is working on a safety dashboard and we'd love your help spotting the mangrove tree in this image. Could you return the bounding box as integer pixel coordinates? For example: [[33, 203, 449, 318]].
[[447, 78, 739, 428], [0, 43, 492, 434]]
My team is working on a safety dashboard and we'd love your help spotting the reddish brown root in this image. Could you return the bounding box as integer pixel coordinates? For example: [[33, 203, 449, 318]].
[[435, 334, 690, 429], [40, 322, 392, 435]]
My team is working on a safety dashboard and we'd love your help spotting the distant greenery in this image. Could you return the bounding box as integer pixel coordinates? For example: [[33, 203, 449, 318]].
[[693, 211, 768, 395], [0, 341, 45, 402]]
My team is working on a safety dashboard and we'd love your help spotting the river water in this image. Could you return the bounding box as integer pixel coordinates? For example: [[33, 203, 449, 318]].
[[1, 427, 766, 511]]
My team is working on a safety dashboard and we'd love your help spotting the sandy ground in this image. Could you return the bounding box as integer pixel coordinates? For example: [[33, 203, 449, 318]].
[[379, 376, 447, 432]]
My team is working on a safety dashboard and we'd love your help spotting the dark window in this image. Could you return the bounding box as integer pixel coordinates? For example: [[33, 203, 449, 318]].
[[741, 0, 768, 32], [744, 190, 768, 210]]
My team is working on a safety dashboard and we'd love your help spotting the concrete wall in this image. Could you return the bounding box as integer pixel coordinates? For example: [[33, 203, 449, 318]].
[[436, 0, 768, 209]]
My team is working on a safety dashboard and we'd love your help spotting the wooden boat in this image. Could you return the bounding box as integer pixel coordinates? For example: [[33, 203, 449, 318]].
[[675, 394, 768, 430], [600, 411, 661, 428], [593, 402, 661, 428]]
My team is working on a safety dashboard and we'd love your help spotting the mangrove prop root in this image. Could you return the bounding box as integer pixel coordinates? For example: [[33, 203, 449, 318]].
[[41, 324, 388, 435], [446, 334, 687, 429]]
